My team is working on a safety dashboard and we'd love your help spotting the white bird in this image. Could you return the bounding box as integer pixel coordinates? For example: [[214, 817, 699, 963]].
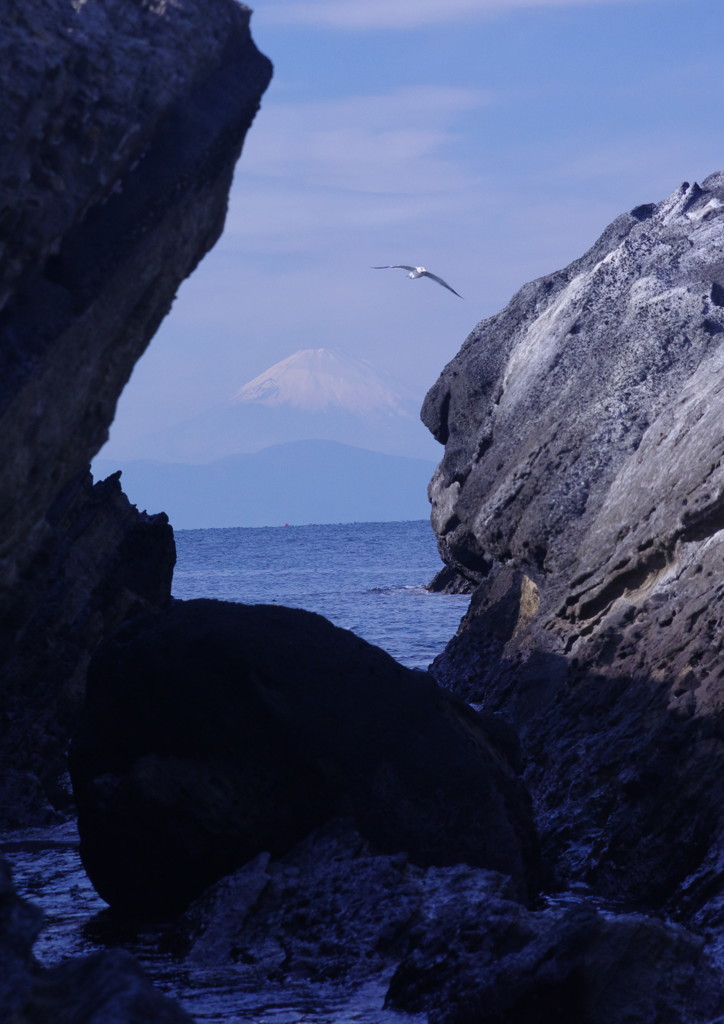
[[373, 265, 463, 298]]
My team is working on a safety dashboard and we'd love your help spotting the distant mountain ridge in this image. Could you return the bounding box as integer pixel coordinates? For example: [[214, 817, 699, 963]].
[[100, 348, 438, 463], [93, 439, 436, 529]]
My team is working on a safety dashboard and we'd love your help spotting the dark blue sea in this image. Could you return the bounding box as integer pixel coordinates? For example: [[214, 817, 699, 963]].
[[172, 520, 470, 671], [2, 520, 469, 1023]]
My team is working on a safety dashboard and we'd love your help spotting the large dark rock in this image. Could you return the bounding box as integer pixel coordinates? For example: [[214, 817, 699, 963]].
[[424, 176, 724, 922], [0, 471, 175, 827], [0, 0, 272, 826], [69, 598, 538, 915]]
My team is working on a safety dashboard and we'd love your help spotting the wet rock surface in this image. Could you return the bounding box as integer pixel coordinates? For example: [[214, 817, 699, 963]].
[[22, 947, 196, 1024], [0, 0, 272, 828], [162, 820, 724, 1024], [70, 598, 538, 915], [425, 176, 724, 924], [1, 853, 193, 1023]]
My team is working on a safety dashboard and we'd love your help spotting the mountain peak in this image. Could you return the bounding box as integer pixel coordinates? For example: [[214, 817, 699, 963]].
[[229, 348, 409, 415]]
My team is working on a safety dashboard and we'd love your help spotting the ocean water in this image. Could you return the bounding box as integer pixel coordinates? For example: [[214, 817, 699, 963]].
[[172, 520, 470, 671], [2, 520, 469, 1023]]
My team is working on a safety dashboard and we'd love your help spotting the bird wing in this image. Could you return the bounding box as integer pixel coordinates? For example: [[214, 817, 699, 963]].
[[372, 265, 416, 271], [422, 271, 463, 297]]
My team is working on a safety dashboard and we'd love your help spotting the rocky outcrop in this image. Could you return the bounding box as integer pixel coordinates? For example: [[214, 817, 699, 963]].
[[0, 471, 174, 827], [424, 175, 724, 927], [167, 819, 724, 1024], [69, 598, 538, 915], [0, 0, 272, 826], [172, 819, 515, 985], [387, 895, 724, 1024]]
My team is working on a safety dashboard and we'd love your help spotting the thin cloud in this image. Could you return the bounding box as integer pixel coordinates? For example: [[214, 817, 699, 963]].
[[261, 0, 658, 30], [237, 85, 491, 200]]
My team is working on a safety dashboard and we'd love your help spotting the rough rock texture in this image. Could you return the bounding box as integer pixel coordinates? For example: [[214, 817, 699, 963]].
[[0, 471, 175, 827], [1, 854, 194, 1023], [175, 821, 522, 993], [173, 820, 518, 986], [387, 895, 724, 1024], [22, 949, 196, 1024], [0, 856, 41, 1021], [168, 820, 724, 1024], [69, 598, 538, 914], [0, 0, 272, 826], [424, 175, 724, 925]]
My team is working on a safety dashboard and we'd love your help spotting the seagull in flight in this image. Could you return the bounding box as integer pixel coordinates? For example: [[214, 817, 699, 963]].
[[373, 265, 463, 298]]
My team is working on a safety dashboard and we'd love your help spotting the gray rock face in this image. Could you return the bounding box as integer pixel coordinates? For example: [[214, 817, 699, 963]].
[[425, 175, 724, 920], [0, 0, 272, 825], [70, 598, 538, 915], [0, 0, 271, 588]]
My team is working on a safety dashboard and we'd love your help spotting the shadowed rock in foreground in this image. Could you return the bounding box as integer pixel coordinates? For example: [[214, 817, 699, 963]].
[[424, 174, 724, 933], [70, 598, 538, 915], [0, 0, 272, 827], [168, 819, 724, 1024], [1, 856, 194, 1023], [0, 0, 271, 1018]]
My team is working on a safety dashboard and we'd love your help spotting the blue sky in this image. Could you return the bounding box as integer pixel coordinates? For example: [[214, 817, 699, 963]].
[[101, 0, 724, 461]]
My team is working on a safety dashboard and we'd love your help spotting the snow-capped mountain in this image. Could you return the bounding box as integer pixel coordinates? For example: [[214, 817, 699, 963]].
[[100, 348, 439, 463], [230, 348, 408, 416]]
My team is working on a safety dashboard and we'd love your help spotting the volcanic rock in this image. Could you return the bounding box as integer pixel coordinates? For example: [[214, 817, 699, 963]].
[[168, 819, 724, 1024], [386, 894, 724, 1024], [0, 471, 175, 827], [175, 819, 520, 985], [0, 0, 272, 825], [69, 598, 538, 915], [424, 175, 724, 920]]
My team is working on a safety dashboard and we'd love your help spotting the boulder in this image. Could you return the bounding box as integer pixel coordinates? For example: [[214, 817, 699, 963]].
[[424, 175, 724, 918], [69, 598, 538, 914], [0, 0, 272, 826]]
